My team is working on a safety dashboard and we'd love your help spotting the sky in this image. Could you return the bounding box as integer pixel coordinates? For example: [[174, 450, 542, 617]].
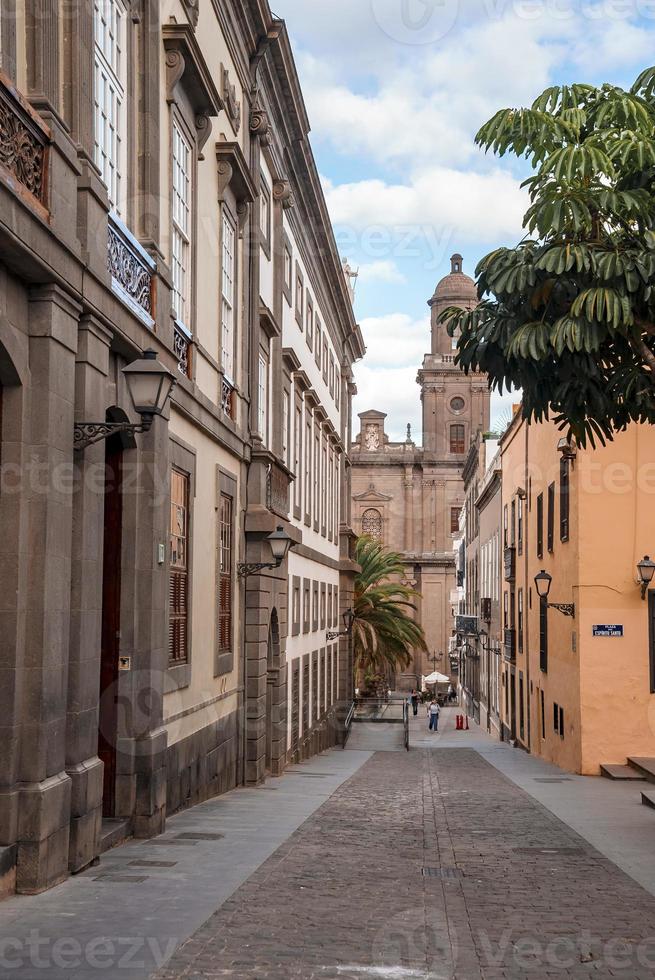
[[273, 0, 655, 441]]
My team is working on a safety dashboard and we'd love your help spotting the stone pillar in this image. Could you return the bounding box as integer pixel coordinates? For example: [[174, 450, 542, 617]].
[[244, 569, 271, 785], [26, 0, 60, 116], [66, 316, 112, 873], [116, 411, 169, 837], [404, 467, 413, 553], [17, 284, 80, 893]]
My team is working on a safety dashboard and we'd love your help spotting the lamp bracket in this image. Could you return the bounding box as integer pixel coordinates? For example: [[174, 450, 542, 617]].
[[548, 602, 575, 618], [326, 630, 348, 641], [74, 419, 152, 451], [237, 561, 279, 578]]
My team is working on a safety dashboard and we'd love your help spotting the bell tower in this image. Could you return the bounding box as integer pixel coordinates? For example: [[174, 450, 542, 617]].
[[419, 255, 489, 456]]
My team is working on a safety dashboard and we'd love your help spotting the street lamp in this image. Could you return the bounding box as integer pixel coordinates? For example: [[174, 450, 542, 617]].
[[74, 349, 177, 451], [637, 556, 655, 599], [327, 608, 355, 641], [237, 525, 295, 577], [534, 570, 575, 618]]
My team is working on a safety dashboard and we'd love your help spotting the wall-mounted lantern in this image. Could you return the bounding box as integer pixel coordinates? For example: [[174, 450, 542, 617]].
[[637, 556, 655, 599], [534, 570, 575, 618], [237, 525, 294, 578], [327, 608, 355, 641], [74, 349, 177, 451]]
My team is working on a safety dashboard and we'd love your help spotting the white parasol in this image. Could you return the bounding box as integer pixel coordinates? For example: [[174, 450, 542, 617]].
[[424, 671, 450, 685]]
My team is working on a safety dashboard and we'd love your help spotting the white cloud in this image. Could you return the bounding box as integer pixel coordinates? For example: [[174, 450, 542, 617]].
[[325, 167, 528, 246], [358, 312, 430, 366], [356, 260, 407, 285]]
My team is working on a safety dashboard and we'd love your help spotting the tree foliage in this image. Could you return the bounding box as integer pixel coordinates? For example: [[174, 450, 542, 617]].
[[441, 66, 655, 446], [353, 536, 427, 682]]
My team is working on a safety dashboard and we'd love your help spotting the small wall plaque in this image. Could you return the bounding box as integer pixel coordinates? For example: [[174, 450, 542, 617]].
[[592, 625, 624, 638], [119, 656, 132, 671]]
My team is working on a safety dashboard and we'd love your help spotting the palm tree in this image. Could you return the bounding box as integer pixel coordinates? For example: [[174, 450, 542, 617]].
[[353, 536, 427, 693]]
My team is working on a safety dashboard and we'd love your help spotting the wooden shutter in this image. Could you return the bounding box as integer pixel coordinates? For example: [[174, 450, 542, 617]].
[[169, 468, 189, 665]]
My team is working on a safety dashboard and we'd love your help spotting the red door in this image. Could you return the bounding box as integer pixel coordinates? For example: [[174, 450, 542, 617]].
[[99, 441, 123, 816]]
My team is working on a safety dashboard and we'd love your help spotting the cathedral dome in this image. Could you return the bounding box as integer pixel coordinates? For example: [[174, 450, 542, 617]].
[[429, 254, 477, 307]]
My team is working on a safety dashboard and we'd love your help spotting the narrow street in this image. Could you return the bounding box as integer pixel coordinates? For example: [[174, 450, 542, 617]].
[[2, 708, 655, 979]]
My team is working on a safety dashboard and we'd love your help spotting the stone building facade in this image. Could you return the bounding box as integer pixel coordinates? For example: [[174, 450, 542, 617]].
[[351, 256, 490, 688], [0, 0, 362, 896]]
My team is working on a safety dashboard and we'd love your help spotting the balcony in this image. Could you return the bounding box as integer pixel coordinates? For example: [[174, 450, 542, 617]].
[[173, 322, 191, 378], [0, 74, 50, 218], [267, 462, 290, 519], [246, 450, 292, 529], [107, 214, 155, 326], [480, 597, 492, 622], [504, 546, 516, 582], [504, 628, 516, 661], [221, 376, 236, 421]]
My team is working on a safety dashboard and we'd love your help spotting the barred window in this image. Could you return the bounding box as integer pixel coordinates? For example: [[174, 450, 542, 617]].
[[169, 469, 190, 665], [258, 352, 268, 443], [172, 121, 192, 327], [362, 508, 383, 541], [218, 494, 233, 655], [221, 212, 236, 379], [93, 0, 127, 212]]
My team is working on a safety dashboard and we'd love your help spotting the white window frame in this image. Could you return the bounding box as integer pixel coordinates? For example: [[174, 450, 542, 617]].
[[221, 210, 237, 381], [282, 390, 290, 468], [172, 119, 193, 329], [93, 0, 127, 214], [258, 351, 269, 443]]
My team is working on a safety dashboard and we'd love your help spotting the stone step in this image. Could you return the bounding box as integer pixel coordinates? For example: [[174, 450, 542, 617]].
[[600, 763, 645, 781], [641, 789, 655, 810], [99, 818, 131, 855], [628, 757, 655, 783]]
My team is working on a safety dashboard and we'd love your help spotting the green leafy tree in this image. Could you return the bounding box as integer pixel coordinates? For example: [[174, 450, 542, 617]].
[[353, 536, 427, 690], [442, 65, 655, 446]]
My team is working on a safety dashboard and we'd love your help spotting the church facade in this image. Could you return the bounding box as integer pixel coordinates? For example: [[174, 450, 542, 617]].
[[351, 256, 490, 689]]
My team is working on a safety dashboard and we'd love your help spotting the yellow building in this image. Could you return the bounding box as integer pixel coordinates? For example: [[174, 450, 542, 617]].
[[501, 413, 655, 775]]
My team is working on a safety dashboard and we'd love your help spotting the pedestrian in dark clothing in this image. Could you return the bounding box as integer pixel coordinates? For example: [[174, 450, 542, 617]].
[[410, 690, 419, 716]]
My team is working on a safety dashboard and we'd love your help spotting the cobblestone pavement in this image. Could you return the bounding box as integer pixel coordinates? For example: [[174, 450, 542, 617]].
[[154, 747, 655, 980]]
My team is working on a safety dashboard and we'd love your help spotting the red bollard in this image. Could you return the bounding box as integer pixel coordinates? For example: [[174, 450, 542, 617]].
[[456, 714, 462, 730]]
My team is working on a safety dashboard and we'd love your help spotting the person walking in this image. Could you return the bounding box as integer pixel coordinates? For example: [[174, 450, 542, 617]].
[[410, 689, 419, 716], [427, 698, 440, 732]]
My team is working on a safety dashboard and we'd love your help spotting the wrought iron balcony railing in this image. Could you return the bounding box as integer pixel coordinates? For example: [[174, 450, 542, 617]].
[[0, 73, 49, 214], [504, 546, 516, 582], [173, 322, 191, 378], [221, 376, 236, 420], [107, 213, 155, 325], [503, 628, 516, 661]]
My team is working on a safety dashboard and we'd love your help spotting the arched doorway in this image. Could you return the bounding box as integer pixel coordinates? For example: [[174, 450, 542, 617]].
[[265, 609, 283, 774]]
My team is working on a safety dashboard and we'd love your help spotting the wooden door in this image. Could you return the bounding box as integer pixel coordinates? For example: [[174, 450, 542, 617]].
[[99, 441, 123, 816]]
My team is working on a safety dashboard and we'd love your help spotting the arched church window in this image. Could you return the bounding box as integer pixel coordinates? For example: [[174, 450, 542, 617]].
[[362, 508, 383, 541], [450, 424, 466, 455]]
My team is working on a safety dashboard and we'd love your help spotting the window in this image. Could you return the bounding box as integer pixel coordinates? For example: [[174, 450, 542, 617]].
[[322, 337, 329, 383], [335, 361, 340, 410], [221, 211, 236, 380], [329, 353, 335, 397], [218, 493, 233, 657], [560, 458, 570, 541], [293, 405, 302, 514], [322, 439, 328, 534], [362, 508, 382, 541], [312, 581, 319, 632], [315, 318, 322, 368], [451, 507, 460, 534], [314, 429, 320, 528], [283, 243, 292, 301], [450, 396, 465, 413], [282, 391, 290, 468], [541, 689, 545, 740], [303, 579, 311, 634], [172, 120, 192, 327], [169, 469, 190, 665], [517, 497, 523, 555], [450, 424, 465, 454], [510, 500, 516, 546], [260, 176, 271, 252], [295, 266, 304, 326], [559, 706, 565, 738], [517, 589, 523, 653], [554, 702, 559, 733], [291, 577, 301, 636], [536, 493, 544, 559], [305, 416, 312, 524], [93, 0, 127, 212], [503, 590, 508, 629], [503, 504, 508, 549], [257, 352, 268, 443], [547, 482, 555, 552], [306, 296, 314, 350]]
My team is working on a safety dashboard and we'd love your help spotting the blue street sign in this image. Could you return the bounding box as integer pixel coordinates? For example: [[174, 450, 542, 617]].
[[592, 625, 624, 638]]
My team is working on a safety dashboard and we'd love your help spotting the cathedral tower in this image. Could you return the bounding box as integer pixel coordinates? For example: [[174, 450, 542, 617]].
[[420, 254, 490, 455]]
